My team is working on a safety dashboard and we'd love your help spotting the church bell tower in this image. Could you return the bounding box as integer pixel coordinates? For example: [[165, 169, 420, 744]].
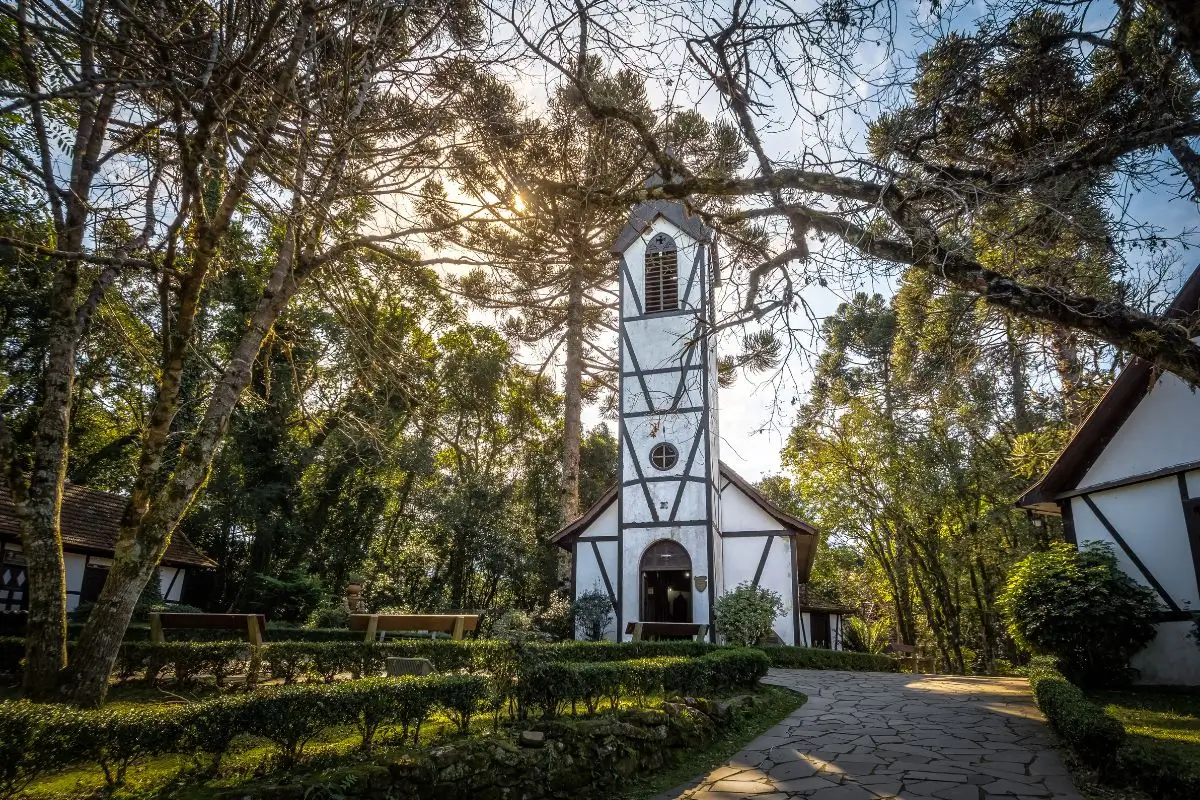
[[611, 198, 722, 641]]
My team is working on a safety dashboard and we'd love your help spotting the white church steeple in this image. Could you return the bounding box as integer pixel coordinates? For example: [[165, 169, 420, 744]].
[[610, 197, 722, 640]]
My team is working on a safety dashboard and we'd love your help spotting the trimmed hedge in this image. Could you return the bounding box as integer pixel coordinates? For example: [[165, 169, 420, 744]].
[[1026, 657, 1126, 771], [0, 673, 491, 796], [758, 645, 895, 672], [1025, 656, 1200, 800], [516, 648, 770, 718], [1115, 740, 1200, 800], [6, 635, 895, 688]]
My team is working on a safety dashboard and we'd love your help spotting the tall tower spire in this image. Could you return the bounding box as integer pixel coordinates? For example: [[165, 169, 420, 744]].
[[610, 195, 722, 640]]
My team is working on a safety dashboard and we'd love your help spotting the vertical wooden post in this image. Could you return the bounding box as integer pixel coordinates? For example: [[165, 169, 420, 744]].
[[149, 613, 164, 644], [246, 615, 264, 647], [365, 614, 379, 643], [451, 615, 465, 641]]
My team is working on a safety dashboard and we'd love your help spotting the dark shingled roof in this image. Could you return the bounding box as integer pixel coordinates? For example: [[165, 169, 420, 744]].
[[1017, 263, 1200, 514], [610, 199, 712, 254], [0, 483, 217, 568], [551, 462, 819, 581]]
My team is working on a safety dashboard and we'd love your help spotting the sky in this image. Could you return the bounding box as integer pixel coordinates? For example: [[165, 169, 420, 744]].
[[504, 0, 1199, 482]]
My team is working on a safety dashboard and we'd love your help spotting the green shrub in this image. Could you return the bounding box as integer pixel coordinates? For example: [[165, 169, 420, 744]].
[[245, 684, 344, 764], [181, 695, 251, 769], [999, 542, 1159, 688], [1116, 740, 1200, 800], [306, 600, 350, 629], [239, 569, 325, 624], [78, 705, 182, 788], [760, 645, 896, 672], [1027, 659, 1125, 769], [713, 582, 785, 647], [571, 588, 614, 641], [0, 702, 79, 799], [437, 673, 490, 733]]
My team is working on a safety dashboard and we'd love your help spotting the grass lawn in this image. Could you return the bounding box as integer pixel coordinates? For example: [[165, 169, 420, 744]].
[[1088, 688, 1200, 765], [616, 686, 806, 800]]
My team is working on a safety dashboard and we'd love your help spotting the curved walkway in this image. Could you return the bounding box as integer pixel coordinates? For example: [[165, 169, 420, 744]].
[[664, 669, 1083, 800]]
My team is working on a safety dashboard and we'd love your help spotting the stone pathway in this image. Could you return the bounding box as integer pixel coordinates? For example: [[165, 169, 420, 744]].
[[661, 669, 1082, 800]]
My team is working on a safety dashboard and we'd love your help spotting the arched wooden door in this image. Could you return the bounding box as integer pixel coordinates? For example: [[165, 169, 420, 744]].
[[639, 540, 692, 623]]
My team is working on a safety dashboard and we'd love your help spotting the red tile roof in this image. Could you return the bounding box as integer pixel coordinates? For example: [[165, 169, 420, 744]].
[[0, 483, 216, 568]]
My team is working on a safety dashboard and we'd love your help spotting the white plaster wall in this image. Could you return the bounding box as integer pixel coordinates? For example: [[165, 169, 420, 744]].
[[621, 481, 709, 526], [618, 527, 710, 641], [720, 485, 779, 532], [1132, 620, 1200, 686], [64, 552, 87, 612], [158, 566, 184, 602], [574, 542, 618, 641], [1082, 373, 1200, 487], [719, 534, 796, 646], [1073, 480, 1200, 607], [626, 370, 705, 412], [619, 217, 705, 318], [580, 503, 618, 539], [722, 535, 770, 588], [1071, 484, 1200, 686]]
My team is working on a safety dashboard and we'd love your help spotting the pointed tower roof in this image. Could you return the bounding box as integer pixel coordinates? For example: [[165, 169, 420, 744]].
[[610, 163, 712, 253]]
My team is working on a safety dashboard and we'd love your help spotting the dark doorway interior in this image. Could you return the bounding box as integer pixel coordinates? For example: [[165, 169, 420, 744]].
[[639, 539, 693, 625], [641, 569, 692, 623], [80, 564, 110, 604], [810, 611, 831, 649]]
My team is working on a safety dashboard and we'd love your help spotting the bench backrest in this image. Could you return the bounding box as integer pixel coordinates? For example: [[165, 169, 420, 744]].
[[348, 614, 479, 633], [348, 614, 479, 641], [625, 621, 709, 641], [148, 612, 266, 645]]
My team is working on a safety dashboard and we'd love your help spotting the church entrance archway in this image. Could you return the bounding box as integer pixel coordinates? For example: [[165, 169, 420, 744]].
[[639, 539, 692, 623]]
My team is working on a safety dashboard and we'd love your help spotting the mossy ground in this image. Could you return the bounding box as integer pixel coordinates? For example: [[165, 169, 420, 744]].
[[616, 686, 806, 800]]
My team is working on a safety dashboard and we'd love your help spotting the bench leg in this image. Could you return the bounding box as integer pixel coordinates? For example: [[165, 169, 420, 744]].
[[631, 622, 643, 643], [365, 614, 379, 644], [149, 613, 164, 644], [452, 616, 465, 641], [247, 616, 263, 647]]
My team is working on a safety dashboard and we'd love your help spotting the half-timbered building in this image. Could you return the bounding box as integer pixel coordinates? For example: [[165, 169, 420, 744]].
[[1, 483, 216, 614], [1019, 266, 1200, 685], [552, 192, 849, 647]]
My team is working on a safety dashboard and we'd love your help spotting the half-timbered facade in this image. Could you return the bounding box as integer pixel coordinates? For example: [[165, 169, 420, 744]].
[[0, 483, 216, 614], [1019, 266, 1200, 685], [553, 194, 849, 647]]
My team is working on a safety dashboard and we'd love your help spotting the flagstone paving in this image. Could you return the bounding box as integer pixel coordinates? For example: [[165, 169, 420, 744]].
[[660, 669, 1082, 800]]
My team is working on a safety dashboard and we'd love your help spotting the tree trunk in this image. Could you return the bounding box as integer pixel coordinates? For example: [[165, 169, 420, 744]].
[[562, 261, 585, 523]]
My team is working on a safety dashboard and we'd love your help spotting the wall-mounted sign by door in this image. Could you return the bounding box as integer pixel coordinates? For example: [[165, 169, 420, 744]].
[[694, 575, 708, 593]]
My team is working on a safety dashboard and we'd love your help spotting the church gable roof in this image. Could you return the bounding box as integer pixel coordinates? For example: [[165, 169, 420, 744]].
[[610, 200, 712, 254], [1018, 264, 1200, 513], [551, 462, 817, 543]]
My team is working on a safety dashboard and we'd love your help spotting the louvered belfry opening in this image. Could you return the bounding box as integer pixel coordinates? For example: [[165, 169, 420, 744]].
[[644, 232, 679, 313]]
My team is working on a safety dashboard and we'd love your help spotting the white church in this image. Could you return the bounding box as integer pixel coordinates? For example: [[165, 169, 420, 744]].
[[1020, 265, 1200, 685], [552, 194, 849, 648]]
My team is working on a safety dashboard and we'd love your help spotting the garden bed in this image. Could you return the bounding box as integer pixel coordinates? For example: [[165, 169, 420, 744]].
[[2, 648, 777, 800]]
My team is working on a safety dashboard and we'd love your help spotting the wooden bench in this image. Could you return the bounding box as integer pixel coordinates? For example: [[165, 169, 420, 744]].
[[625, 621, 709, 642], [889, 642, 935, 674], [148, 612, 266, 645], [348, 614, 479, 642]]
